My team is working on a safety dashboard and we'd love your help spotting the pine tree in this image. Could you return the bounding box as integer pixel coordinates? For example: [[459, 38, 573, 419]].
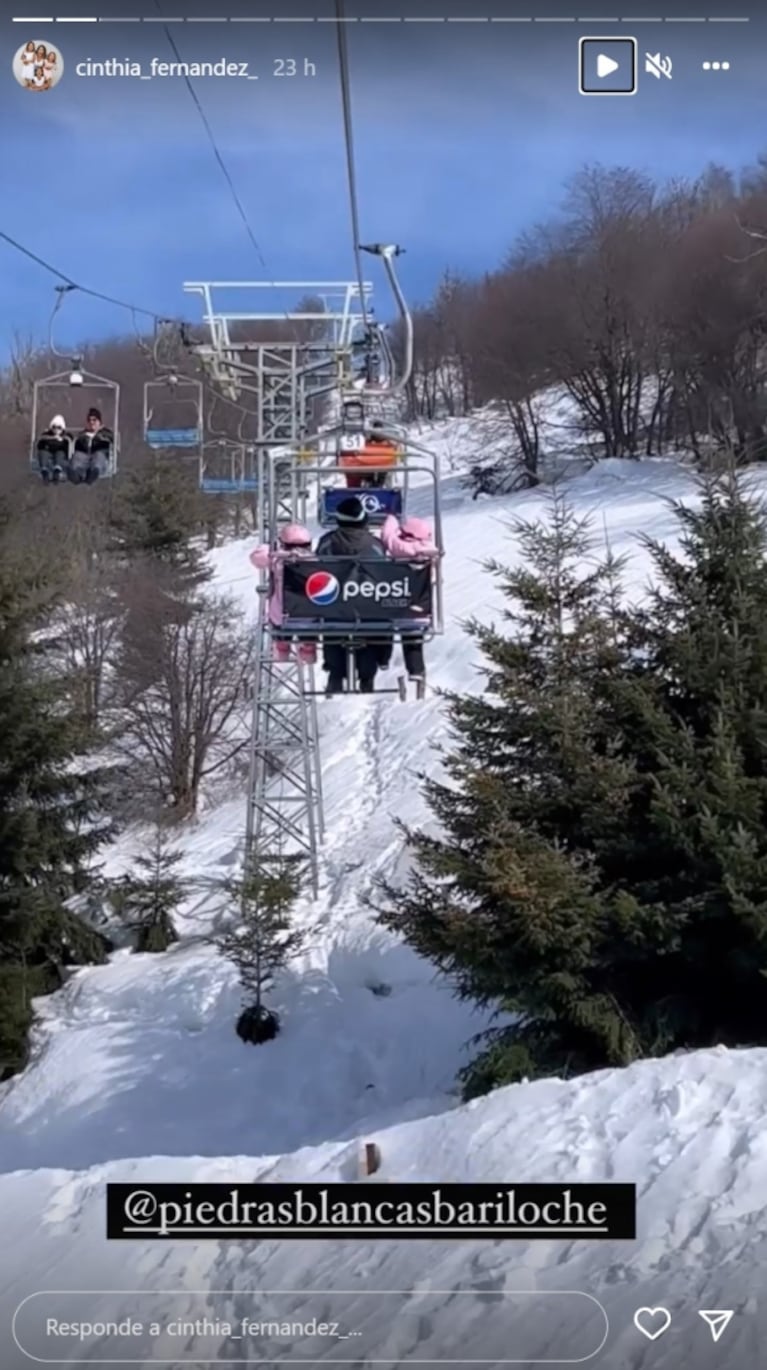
[[215, 860, 307, 1043], [376, 491, 638, 1093], [109, 463, 212, 618], [598, 473, 767, 1048], [110, 464, 214, 690], [116, 826, 186, 952], [377, 477, 767, 1096], [0, 507, 115, 1077], [106, 465, 209, 589]]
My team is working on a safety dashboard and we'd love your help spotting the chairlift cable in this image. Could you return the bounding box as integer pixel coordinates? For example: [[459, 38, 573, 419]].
[[0, 230, 160, 320], [154, 0, 269, 274], [334, 0, 369, 331]]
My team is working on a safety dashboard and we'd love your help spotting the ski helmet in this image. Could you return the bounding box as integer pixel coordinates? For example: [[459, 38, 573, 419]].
[[279, 523, 312, 547], [400, 516, 431, 541]]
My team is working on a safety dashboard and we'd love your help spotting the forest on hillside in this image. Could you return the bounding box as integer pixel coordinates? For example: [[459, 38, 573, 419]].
[[396, 161, 767, 486]]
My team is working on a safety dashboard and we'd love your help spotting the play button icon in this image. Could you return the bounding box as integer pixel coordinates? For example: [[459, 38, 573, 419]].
[[579, 37, 637, 95], [596, 53, 620, 77]]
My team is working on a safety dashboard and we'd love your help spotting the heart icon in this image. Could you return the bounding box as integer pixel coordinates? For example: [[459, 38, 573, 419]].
[[634, 1307, 671, 1340]]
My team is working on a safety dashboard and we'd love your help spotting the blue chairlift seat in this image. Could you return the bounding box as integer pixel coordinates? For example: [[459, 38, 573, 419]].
[[200, 476, 258, 493], [146, 427, 202, 450], [320, 486, 402, 527]]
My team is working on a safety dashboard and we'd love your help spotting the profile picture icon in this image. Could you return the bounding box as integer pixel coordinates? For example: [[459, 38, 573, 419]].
[[13, 40, 63, 90]]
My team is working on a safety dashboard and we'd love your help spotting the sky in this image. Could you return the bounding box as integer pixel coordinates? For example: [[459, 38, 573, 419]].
[[1, 0, 766, 356]]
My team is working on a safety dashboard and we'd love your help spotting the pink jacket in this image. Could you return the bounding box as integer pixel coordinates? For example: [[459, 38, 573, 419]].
[[380, 514, 438, 560], [250, 545, 313, 627]]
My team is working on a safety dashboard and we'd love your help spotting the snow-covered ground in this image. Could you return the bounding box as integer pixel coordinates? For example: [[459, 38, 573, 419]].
[[0, 438, 764, 1368]]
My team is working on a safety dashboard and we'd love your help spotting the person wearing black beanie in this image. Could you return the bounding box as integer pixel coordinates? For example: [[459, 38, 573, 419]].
[[315, 497, 387, 693], [335, 496, 367, 524], [316, 496, 385, 559]]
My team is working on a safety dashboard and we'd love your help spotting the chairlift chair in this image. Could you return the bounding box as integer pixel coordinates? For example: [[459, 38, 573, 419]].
[[199, 438, 258, 493], [319, 486, 403, 526], [143, 375, 203, 450], [320, 420, 405, 526], [340, 399, 365, 433], [30, 362, 120, 479], [278, 552, 437, 697], [264, 438, 444, 694]]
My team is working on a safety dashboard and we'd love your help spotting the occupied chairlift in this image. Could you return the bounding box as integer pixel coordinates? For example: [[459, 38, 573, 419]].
[[30, 358, 120, 479], [279, 245, 436, 696], [259, 244, 435, 696], [265, 433, 444, 699], [319, 323, 407, 524], [320, 406, 405, 526], [143, 374, 203, 451]]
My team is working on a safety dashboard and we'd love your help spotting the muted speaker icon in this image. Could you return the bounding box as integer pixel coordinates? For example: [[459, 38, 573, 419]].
[[645, 52, 672, 78]]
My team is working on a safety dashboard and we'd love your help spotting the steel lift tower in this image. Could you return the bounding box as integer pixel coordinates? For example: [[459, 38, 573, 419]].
[[184, 249, 413, 894]]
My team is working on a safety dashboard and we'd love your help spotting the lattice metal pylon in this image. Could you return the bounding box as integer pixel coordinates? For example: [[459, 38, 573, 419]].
[[186, 257, 412, 894], [182, 280, 370, 430], [242, 442, 326, 891], [181, 281, 366, 892], [243, 588, 325, 892]]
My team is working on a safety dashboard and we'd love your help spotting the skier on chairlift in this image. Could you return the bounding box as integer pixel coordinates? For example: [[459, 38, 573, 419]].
[[250, 524, 318, 665], [366, 421, 389, 445], [315, 495, 386, 561], [69, 408, 114, 485], [359, 421, 390, 487], [379, 513, 438, 692], [341, 423, 397, 490], [36, 414, 72, 483], [315, 496, 385, 695]]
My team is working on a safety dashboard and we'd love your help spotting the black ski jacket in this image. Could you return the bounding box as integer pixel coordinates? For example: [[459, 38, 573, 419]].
[[315, 526, 386, 559]]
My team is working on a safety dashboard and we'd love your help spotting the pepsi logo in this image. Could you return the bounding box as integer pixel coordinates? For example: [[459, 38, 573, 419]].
[[305, 571, 340, 605]]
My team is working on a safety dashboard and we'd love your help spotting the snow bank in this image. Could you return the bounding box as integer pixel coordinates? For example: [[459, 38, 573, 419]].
[[2, 1046, 764, 1367]]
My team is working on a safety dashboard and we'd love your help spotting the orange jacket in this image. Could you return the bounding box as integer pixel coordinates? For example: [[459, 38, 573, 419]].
[[338, 443, 400, 470]]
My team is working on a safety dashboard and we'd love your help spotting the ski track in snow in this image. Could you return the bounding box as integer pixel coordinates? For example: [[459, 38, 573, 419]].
[[1, 423, 766, 1367]]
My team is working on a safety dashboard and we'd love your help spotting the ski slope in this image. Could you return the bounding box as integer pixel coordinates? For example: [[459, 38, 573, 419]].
[[1, 445, 765, 1368]]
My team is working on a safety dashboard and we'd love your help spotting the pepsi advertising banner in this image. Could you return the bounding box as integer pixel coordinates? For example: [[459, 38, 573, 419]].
[[283, 558, 432, 623], [321, 488, 402, 524]]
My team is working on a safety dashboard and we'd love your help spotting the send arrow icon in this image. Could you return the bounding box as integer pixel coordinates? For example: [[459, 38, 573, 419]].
[[698, 1311, 734, 1342]]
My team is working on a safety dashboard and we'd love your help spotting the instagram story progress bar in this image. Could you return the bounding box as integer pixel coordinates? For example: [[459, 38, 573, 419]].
[[7, 13, 754, 22]]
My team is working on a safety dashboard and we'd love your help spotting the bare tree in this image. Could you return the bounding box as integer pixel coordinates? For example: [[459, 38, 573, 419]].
[[117, 577, 252, 817], [48, 514, 125, 732], [0, 333, 42, 420]]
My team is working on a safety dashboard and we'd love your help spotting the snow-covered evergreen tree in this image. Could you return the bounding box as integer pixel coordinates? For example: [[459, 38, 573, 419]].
[[116, 826, 187, 952], [0, 505, 115, 1077], [377, 477, 767, 1096], [215, 861, 306, 1044]]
